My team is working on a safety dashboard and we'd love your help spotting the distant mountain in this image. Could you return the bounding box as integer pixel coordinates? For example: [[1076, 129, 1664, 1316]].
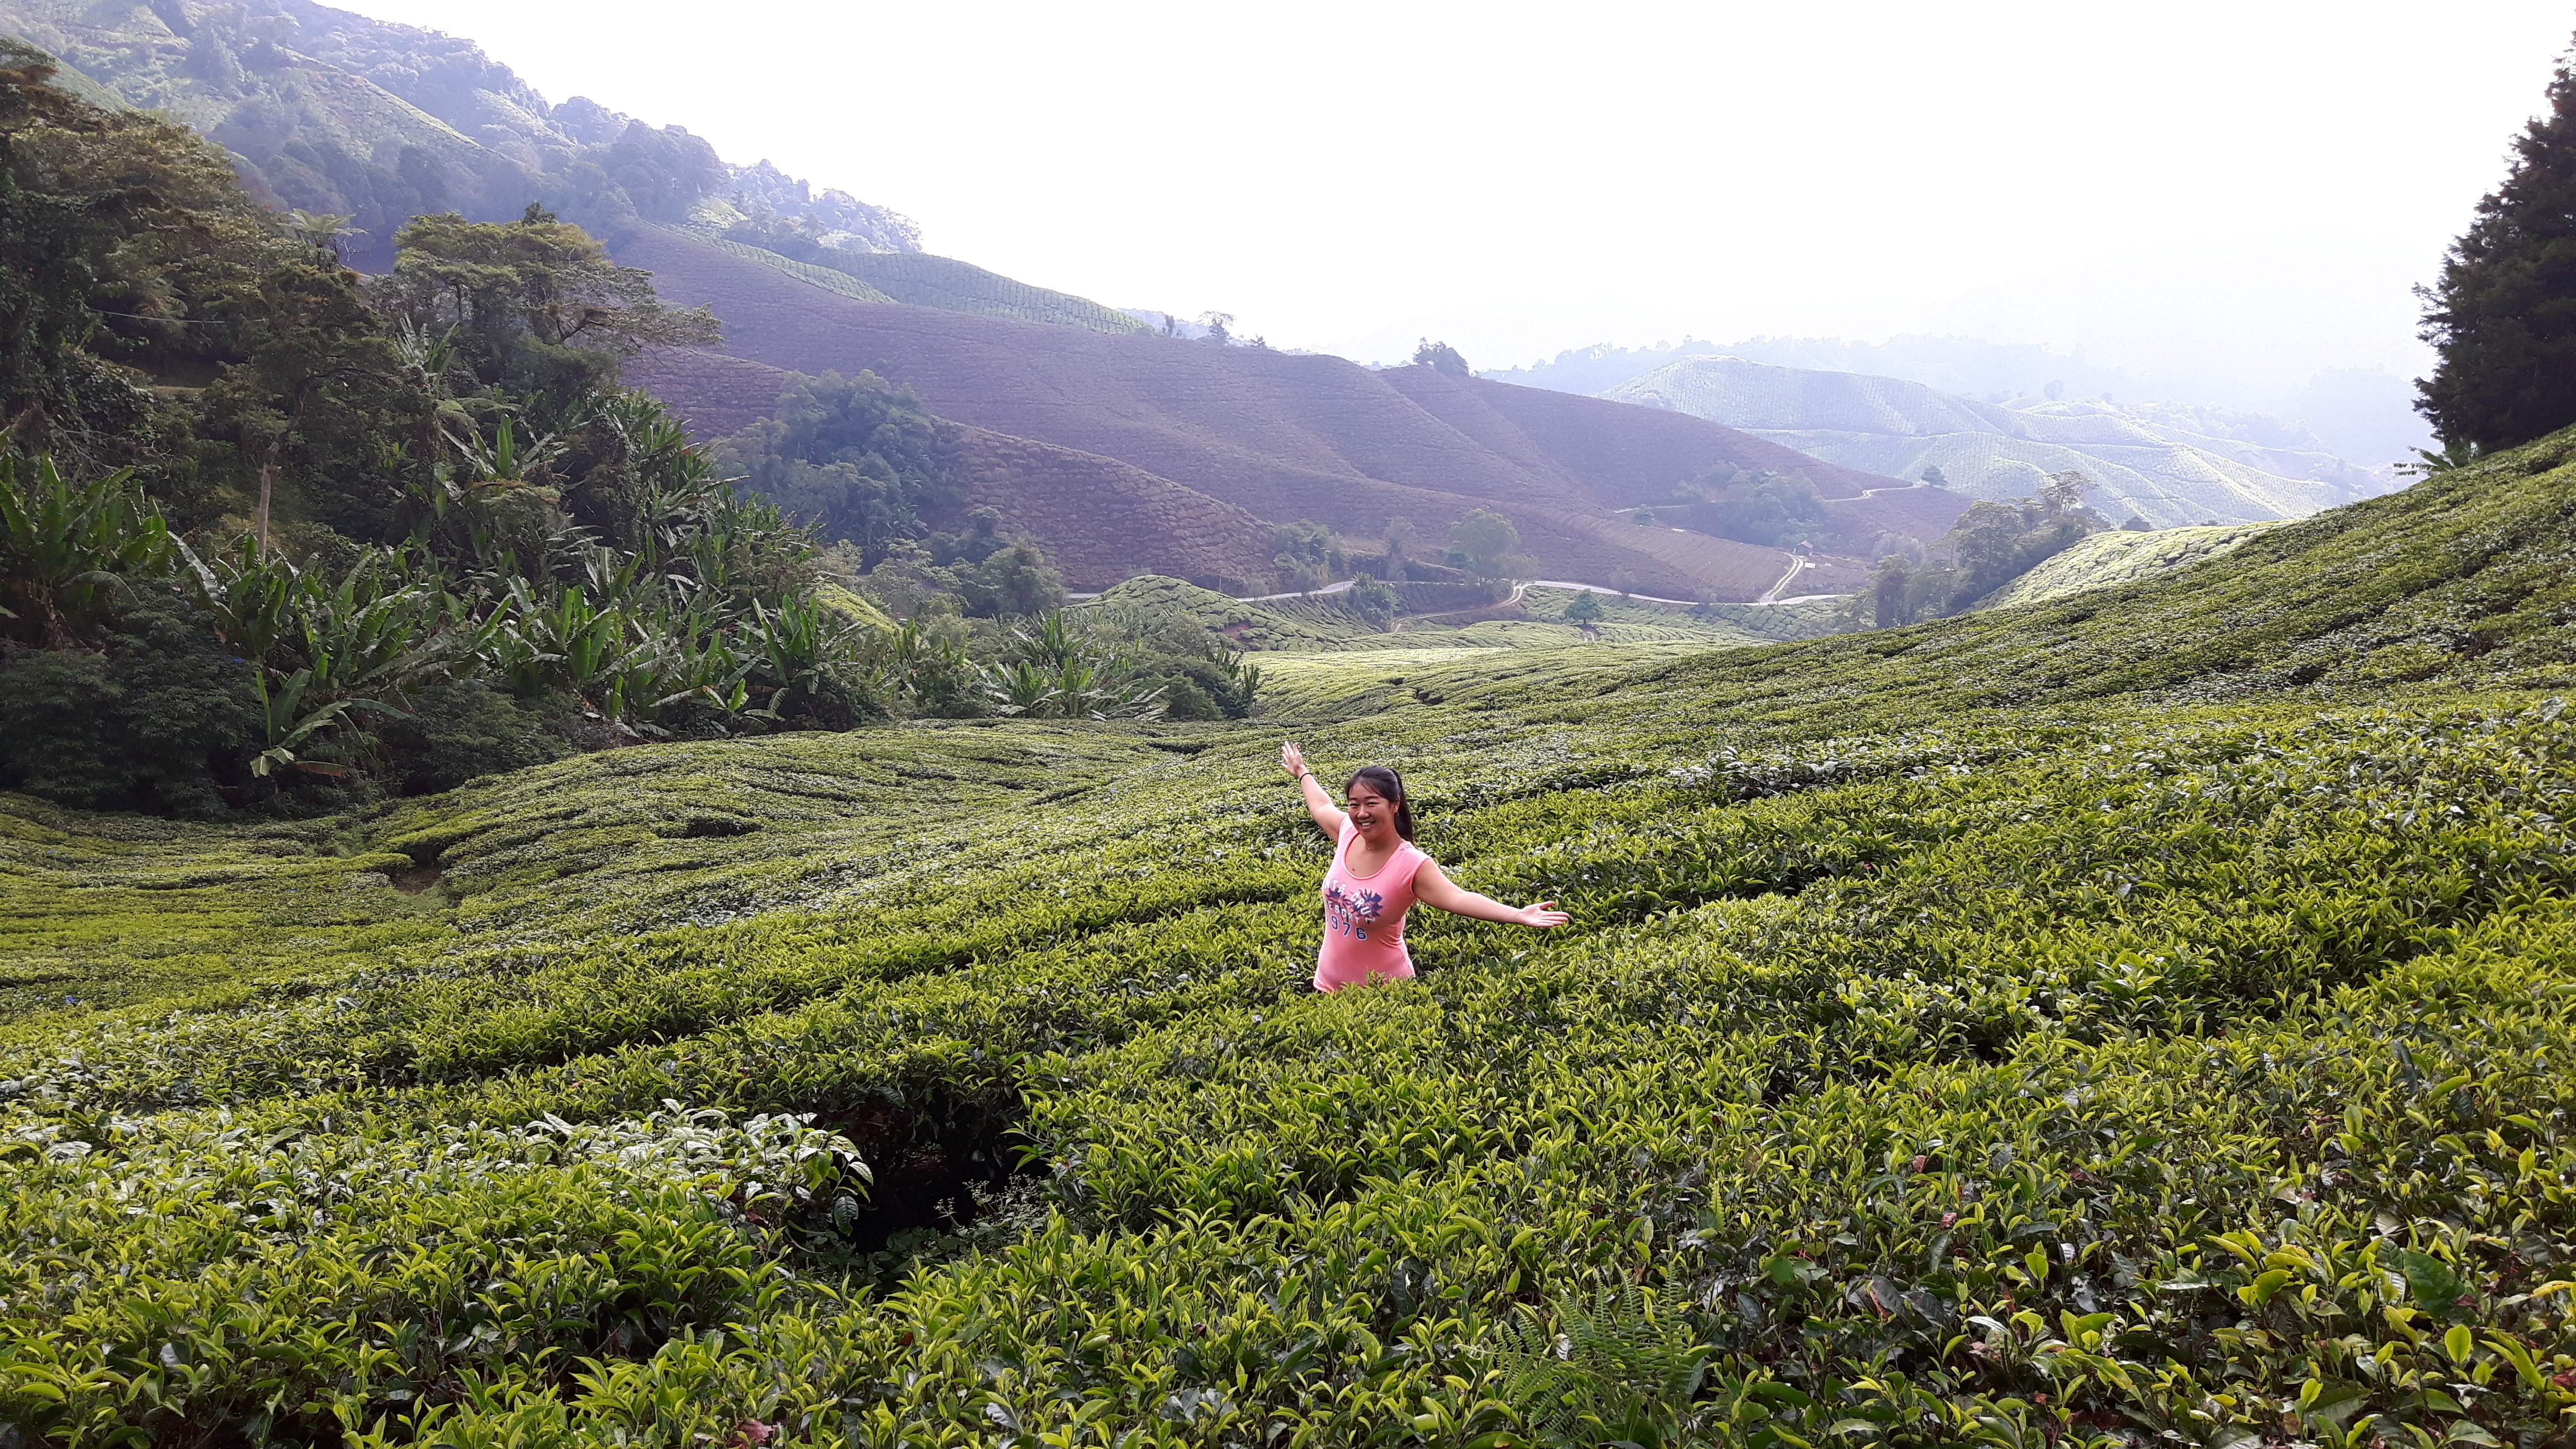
[[621, 229, 1955, 598], [1484, 336, 2147, 408], [1483, 334, 2430, 471], [1604, 356, 2400, 528], [0, 0, 916, 269]]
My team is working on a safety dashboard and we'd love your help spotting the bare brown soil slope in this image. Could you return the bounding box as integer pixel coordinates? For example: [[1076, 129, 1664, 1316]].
[[1447, 373, 1972, 553], [618, 228, 1897, 599], [627, 351, 1277, 590], [1379, 367, 1895, 501]]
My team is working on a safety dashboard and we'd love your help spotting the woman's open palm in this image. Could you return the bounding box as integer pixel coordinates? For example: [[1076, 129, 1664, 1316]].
[[1517, 901, 1571, 928]]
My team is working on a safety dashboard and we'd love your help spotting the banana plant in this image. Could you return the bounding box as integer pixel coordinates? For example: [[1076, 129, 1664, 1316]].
[[248, 667, 364, 778], [1205, 640, 1265, 713], [0, 454, 174, 646], [184, 543, 454, 774], [979, 658, 1060, 717], [744, 595, 870, 707], [634, 611, 753, 722], [984, 610, 1166, 719], [442, 406, 585, 500]]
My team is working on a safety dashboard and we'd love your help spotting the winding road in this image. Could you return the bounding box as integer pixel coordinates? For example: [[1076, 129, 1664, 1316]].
[[1080, 562, 1848, 610]]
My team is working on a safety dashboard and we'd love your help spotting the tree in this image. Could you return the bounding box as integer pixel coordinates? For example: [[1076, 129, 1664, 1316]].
[[2417, 37, 2576, 451], [1448, 508, 1527, 579], [1920, 465, 1950, 488], [1382, 516, 1420, 576], [1707, 473, 1825, 547], [1563, 590, 1603, 623], [1868, 555, 1913, 628], [374, 207, 718, 410], [1633, 506, 1656, 526], [1413, 338, 1471, 377], [713, 370, 948, 561], [1273, 518, 1332, 568], [953, 543, 1062, 618], [1199, 311, 1233, 345], [1346, 575, 1398, 629]]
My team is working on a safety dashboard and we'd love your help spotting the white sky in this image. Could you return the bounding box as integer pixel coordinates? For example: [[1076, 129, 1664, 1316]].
[[345, 0, 2571, 396]]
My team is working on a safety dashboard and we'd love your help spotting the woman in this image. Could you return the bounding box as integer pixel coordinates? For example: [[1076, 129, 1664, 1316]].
[[1281, 741, 1570, 992]]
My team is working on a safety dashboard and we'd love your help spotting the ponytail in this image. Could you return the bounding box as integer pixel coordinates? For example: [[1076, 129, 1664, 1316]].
[[1344, 765, 1415, 841]]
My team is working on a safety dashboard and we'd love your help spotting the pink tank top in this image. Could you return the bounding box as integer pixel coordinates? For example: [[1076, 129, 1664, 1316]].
[[1315, 821, 1431, 991]]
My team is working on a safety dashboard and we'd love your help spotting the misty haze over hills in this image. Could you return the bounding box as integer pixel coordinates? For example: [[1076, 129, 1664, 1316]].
[[1602, 356, 2399, 529], [1480, 335, 2434, 472]]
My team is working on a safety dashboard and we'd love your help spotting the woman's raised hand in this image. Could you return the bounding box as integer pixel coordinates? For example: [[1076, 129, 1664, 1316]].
[[1281, 741, 1310, 781], [1516, 900, 1571, 929]]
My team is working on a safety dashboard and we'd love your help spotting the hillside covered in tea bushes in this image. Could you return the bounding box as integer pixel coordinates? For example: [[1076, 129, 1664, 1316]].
[[5, 416, 2575, 1445]]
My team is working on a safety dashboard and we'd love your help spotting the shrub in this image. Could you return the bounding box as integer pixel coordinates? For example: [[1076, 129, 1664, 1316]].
[[376, 679, 573, 795], [0, 585, 258, 813]]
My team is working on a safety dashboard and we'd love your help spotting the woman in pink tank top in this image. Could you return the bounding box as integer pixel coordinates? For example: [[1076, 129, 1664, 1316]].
[[1280, 742, 1570, 991]]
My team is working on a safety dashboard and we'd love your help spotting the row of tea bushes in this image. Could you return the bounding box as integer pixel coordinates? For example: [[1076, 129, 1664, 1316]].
[[8, 433, 2576, 1443], [6, 694, 2573, 1443]]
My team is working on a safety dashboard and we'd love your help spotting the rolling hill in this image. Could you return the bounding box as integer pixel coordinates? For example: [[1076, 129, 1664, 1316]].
[[1607, 354, 2398, 527], [1968, 520, 2289, 612], [666, 220, 1150, 334], [629, 350, 1278, 590], [622, 227, 1952, 598]]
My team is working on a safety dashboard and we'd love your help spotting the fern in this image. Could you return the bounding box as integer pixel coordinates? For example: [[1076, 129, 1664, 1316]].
[[1490, 1287, 1709, 1447]]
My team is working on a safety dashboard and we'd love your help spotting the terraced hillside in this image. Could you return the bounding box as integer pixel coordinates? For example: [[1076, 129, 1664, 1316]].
[[666, 225, 1149, 335], [1971, 522, 2290, 613], [618, 227, 1929, 599], [6, 433, 2576, 1447]]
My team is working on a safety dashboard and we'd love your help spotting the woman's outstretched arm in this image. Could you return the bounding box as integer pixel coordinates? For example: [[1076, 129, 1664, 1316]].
[[1414, 859, 1570, 928], [1280, 741, 1344, 840]]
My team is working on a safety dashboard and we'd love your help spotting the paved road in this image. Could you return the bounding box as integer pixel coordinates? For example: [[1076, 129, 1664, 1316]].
[[1231, 579, 1357, 603], [1080, 569, 1846, 609]]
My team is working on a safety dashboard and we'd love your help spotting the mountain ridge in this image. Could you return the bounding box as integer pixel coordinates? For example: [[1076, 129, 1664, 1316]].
[[0, 0, 918, 269], [1606, 353, 2398, 528]]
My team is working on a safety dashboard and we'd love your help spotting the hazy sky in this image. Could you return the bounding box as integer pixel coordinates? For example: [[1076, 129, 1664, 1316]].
[[348, 0, 2570, 394]]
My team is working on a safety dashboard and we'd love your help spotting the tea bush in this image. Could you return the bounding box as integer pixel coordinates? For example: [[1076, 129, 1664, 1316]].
[[7, 434, 2576, 1445]]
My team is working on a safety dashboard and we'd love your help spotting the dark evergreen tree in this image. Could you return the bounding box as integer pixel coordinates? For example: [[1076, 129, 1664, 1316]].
[[2417, 39, 2576, 451]]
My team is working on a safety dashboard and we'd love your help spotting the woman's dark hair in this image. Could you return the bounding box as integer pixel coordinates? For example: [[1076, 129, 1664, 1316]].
[[1344, 765, 1416, 841]]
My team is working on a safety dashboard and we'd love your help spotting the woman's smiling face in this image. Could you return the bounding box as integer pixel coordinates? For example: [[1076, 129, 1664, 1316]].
[[1345, 782, 1396, 839]]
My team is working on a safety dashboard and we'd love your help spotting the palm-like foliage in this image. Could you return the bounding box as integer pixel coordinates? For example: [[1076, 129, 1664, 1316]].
[[0, 455, 173, 646], [183, 542, 453, 774], [976, 610, 1164, 719]]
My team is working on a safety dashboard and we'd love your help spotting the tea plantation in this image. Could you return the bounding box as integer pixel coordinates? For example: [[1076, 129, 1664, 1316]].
[[6, 434, 2576, 1447]]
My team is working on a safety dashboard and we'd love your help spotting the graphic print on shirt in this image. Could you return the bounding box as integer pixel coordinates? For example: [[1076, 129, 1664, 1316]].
[[1323, 882, 1389, 941]]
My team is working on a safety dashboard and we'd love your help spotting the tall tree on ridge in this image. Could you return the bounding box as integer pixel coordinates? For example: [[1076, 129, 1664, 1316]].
[[2417, 36, 2576, 453]]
